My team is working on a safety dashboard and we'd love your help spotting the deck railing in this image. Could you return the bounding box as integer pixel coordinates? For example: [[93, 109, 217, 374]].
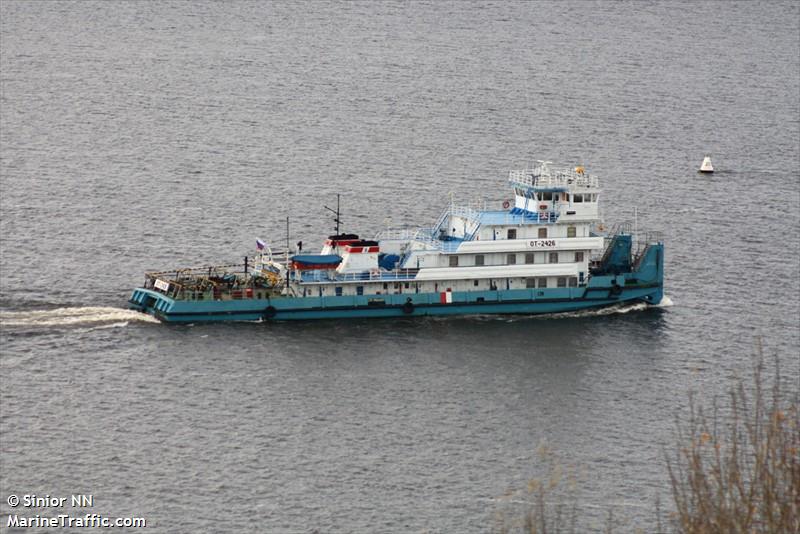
[[143, 259, 286, 297], [509, 161, 599, 189], [298, 268, 421, 283]]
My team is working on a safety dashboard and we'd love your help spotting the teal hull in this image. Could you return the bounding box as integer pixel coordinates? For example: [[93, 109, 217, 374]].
[[129, 240, 664, 323], [129, 280, 663, 323]]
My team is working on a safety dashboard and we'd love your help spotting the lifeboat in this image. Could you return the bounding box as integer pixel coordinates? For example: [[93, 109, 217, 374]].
[[290, 254, 342, 270]]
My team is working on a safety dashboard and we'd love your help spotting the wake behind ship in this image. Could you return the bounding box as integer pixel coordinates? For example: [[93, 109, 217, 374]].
[[129, 161, 664, 322]]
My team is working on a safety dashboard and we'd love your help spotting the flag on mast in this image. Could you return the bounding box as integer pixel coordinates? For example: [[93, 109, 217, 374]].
[[256, 239, 266, 251]]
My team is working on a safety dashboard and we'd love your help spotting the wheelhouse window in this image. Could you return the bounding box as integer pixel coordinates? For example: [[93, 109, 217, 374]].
[[449, 255, 459, 267], [474, 254, 484, 266], [575, 251, 584, 262], [538, 227, 548, 238], [507, 228, 517, 239], [549, 252, 559, 264], [573, 194, 583, 203], [525, 253, 534, 264], [567, 226, 576, 238], [507, 254, 517, 265]]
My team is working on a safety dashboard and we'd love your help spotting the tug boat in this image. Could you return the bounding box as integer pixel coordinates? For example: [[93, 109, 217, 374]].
[[129, 161, 664, 322]]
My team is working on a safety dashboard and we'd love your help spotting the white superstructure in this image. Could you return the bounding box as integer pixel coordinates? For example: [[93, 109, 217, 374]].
[[293, 161, 608, 297]]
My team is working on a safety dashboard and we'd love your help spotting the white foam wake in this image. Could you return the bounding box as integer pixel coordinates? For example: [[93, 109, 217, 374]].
[[0, 307, 160, 327], [656, 295, 674, 307], [539, 294, 674, 320], [543, 303, 647, 319]]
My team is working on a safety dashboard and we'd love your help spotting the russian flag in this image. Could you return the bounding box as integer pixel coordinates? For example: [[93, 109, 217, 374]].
[[256, 239, 266, 250]]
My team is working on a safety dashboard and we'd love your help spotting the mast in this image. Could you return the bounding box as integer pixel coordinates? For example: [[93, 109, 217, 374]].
[[324, 194, 341, 236], [285, 216, 290, 289]]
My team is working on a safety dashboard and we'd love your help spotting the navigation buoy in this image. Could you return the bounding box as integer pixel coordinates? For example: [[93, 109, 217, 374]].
[[699, 155, 714, 173]]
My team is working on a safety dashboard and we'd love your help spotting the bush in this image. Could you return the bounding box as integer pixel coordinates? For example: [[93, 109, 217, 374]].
[[494, 344, 799, 533], [492, 444, 581, 534], [666, 346, 799, 533]]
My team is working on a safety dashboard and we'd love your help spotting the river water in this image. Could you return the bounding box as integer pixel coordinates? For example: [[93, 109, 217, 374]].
[[1, 1, 798, 532]]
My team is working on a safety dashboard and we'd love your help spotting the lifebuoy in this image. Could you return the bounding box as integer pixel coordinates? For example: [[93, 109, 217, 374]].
[[263, 305, 277, 319], [402, 298, 414, 315], [502, 200, 510, 209]]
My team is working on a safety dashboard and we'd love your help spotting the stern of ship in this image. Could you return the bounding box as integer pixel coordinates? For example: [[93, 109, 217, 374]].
[[588, 229, 664, 306]]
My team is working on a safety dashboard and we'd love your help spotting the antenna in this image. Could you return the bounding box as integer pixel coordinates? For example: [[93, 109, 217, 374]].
[[286, 216, 290, 252], [285, 216, 290, 288], [323, 194, 341, 235]]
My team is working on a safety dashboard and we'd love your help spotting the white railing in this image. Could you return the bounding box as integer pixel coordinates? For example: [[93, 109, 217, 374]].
[[298, 268, 421, 283], [374, 226, 420, 241], [509, 161, 599, 189], [449, 204, 481, 222]]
